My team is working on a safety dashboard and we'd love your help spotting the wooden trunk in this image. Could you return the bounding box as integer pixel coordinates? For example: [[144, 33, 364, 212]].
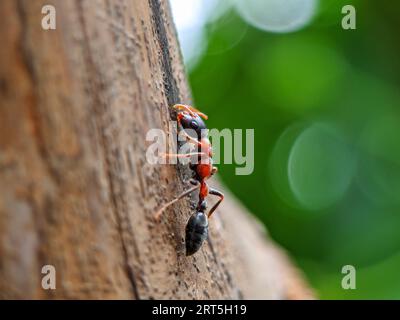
[[0, 0, 313, 299]]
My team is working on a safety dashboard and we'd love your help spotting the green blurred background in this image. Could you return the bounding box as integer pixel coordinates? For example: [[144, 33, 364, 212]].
[[171, 0, 400, 299]]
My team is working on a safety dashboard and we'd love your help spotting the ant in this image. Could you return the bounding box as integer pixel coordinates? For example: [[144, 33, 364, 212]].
[[154, 104, 224, 256]]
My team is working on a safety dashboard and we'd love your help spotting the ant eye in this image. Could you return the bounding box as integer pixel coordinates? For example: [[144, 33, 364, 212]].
[[190, 120, 199, 129]]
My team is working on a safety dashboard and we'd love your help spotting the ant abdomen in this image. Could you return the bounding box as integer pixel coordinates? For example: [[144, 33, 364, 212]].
[[185, 211, 208, 256]]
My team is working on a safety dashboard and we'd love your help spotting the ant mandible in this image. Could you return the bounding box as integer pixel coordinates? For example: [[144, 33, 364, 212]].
[[154, 104, 224, 256]]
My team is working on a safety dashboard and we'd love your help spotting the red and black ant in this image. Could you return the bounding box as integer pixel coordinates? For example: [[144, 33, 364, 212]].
[[154, 104, 224, 256]]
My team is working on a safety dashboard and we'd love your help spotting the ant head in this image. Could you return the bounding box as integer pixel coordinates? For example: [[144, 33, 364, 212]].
[[180, 113, 207, 138]]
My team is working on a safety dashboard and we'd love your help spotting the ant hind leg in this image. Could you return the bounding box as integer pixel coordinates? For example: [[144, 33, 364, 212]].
[[154, 180, 200, 222], [207, 188, 224, 218]]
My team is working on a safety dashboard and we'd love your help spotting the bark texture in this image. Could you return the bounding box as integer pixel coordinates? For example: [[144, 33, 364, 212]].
[[0, 0, 314, 299]]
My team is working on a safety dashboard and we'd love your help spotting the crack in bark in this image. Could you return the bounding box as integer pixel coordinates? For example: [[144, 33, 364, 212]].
[[148, 0, 179, 107]]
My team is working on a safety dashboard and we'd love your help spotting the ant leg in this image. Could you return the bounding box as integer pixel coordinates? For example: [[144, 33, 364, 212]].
[[207, 188, 224, 218], [166, 122, 202, 146], [154, 181, 200, 221], [180, 130, 203, 146], [164, 127, 202, 151], [160, 152, 207, 159]]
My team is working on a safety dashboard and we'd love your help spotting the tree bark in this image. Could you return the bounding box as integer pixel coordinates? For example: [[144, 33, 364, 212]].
[[0, 0, 314, 299]]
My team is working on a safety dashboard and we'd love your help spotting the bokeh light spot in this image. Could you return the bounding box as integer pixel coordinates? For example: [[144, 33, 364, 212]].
[[288, 123, 356, 210], [234, 0, 317, 33], [269, 122, 307, 208]]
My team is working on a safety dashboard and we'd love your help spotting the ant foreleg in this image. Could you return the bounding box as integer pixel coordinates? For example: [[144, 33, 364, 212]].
[[165, 127, 202, 147], [154, 181, 200, 221], [180, 130, 203, 146], [207, 188, 224, 218]]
